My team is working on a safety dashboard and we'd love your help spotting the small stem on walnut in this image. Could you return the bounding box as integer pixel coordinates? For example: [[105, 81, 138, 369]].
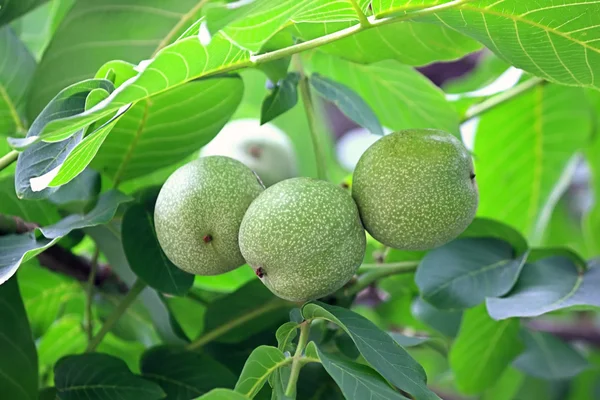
[[461, 77, 546, 123], [86, 279, 146, 352], [349, 261, 419, 296], [295, 57, 328, 181], [85, 247, 101, 342], [285, 321, 311, 397], [0, 150, 18, 171]]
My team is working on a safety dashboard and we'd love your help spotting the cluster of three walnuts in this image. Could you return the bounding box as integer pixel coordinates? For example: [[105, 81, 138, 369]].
[[154, 129, 478, 302]]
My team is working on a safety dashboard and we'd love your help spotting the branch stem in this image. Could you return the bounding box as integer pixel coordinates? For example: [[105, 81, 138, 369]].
[[462, 77, 546, 122], [0, 150, 18, 171], [86, 279, 146, 352], [85, 248, 100, 342], [349, 0, 371, 27], [285, 321, 311, 397], [349, 261, 419, 296], [297, 59, 328, 180]]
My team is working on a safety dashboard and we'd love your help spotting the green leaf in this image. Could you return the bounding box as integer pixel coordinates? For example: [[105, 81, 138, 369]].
[[93, 76, 243, 184], [261, 73, 299, 125], [13, 79, 114, 199], [198, 389, 250, 400], [17, 260, 81, 337], [0, 190, 131, 284], [235, 345, 289, 398], [294, 20, 481, 66], [481, 367, 525, 400], [0, 276, 38, 400], [388, 332, 430, 348], [473, 82, 592, 243], [141, 346, 236, 399], [39, 387, 58, 400], [513, 329, 589, 380], [415, 238, 527, 310], [424, 0, 600, 89], [85, 223, 187, 345], [0, 175, 60, 225], [269, 365, 293, 400], [275, 322, 298, 353], [306, 52, 459, 135], [302, 302, 437, 400], [0, 0, 48, 25], [460, 218, 529, 255], [310, 73, 384, 136], [449, 305, 523, 395], [487, 256, 600, 319], [48, 168, 101, 214], [371, 0, 448, 16], [317, 349, 409, 400], [411, 297, 462, 337], [0, 27, 34, 136], [54, 353, 165, 400], [203, 279, 291, 344], [166, 296, 206, 341], [122, 202, 193, 296], [37, 316, 86, 376]]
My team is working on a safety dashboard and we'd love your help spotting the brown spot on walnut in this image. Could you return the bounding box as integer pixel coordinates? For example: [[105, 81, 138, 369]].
[[256, 267, 265, 278], [203, 235, 213, 243]]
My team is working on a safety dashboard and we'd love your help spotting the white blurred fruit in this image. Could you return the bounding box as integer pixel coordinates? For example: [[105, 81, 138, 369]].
[[200, 118, 298, 187], [336, 127, 393, 171]]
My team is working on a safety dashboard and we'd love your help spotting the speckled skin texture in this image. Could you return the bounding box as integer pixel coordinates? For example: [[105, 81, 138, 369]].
[[239, 177, 366, 302], [352, 129, 478, 251], [154, 156, 264, 275]]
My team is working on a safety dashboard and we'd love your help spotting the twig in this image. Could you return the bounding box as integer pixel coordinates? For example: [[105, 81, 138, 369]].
[[0, 150, 18, 172], [349, 0, 370, 27], [86, 279, 146, 352], [347, 262, 419, 296], [86, 248, 100, 341], [461, 77, 546, 123], [529, 320, 600, 347]]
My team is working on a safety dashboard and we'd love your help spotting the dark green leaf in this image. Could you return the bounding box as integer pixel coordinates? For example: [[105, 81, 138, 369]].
[[411, 297, 462, 337], [86, 223, 187, 345], [261, 73, 299, 125], [166, 296, 206, 341], [303, 302, 437, 400], [513, 330, 589, 380], [0, 176, 60, 225], [203, 279, 291, 343], [14, 79, 114, 199], [388, 332, 430, 348], [0, 190, 131, 284], [310, 73, 383, 136], [450, 305, 523, 395], [55, 353, 164, 400], [460, 218, 529, 255], [275, 322, 298, 353], [487, 257, 600, 319], [0, 27, 35, 136], [0, 0, 48, 25], [141, 346, 236, 399], [317, 348, 408, 400], [269, 365, 292, 400], [235, 345, 288, 398], [48, 168, 101, 214], [416, 238, 526, 310], [0, 276, 38, 400], [122, 203, 193, 296], [39, 387, 58, 400]]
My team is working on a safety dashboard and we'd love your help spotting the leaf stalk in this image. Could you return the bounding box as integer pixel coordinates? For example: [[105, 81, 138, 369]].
[[85, 247, 101, 342], [285, 321, 311, 397], [0, 150, 18, 171]]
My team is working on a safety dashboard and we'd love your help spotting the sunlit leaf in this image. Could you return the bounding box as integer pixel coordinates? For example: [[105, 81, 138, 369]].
[[234, 345, 288, 398]]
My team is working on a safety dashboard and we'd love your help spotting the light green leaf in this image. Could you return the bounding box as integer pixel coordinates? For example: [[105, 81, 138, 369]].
[[197, 389, 250, 400], [275, 322, 298, 353], [54, 353, 165, 400], [482, 367, 525, 400], [310, 72, 384, 136], [416, 238, 526, 310], [450, 305, 523, 395], [514, 329, 589, 380], [93, 76, 243, 184], [372, 0, 452, 17], [317, 349, 409, 400], [0, 26, 35, 136], [0, 276, 38, 400], [474, 82, 592, 243], [303, 302, 438, 400], [37, 316, 86, 376], [294, 20, 481, 66], [306, 52, 460, 135], [234, 346, 289, 398], [427, 0, 600, 88]]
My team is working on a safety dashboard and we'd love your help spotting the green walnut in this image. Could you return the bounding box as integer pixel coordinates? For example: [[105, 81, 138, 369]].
[[239, 177, 366, 302], [352, 129, 478, 251], [200, 118, 298, 187], [154, 156, 264, 275]]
